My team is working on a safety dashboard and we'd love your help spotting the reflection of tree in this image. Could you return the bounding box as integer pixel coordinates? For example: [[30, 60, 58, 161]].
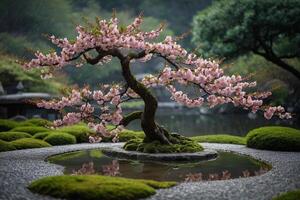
[[71, 160, 121, 177], [185, 167, 269, 182], [102, 160, 121, 176], [72, 162, 95, 175]]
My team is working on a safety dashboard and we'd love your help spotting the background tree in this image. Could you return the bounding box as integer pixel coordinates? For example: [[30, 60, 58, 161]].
[[23, 15, 290, 146], [192, 0, 300, 80]]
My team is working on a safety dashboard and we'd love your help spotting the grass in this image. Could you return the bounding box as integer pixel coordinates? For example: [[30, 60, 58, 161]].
[[246, 126, 300, 151], [124, 133, 203, 153], [0, 131, 32, 141], [28, 175, 176, 200], [10, 138, 51, 149], [0, 139, 16, 152], [44, 132, 76, 145], [191, 134, 246, 145], [273, 189, 300, 200], [10, 126, 49, 135]]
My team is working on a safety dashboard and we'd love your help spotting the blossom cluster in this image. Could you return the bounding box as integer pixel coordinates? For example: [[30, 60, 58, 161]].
[[37, 85, 131, 141]]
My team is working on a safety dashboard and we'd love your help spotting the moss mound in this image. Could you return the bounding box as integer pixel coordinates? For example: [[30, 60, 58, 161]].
[[58, 125, 93, 143], [10, 126, 49, 135], [28, 175, 176, 200], [0, 131, 32, 141], [0, 119, 19, 131], [246, 126, 300, 151], [33, 132, 52, 140], [44, 132, 76, 145], [273, 189, 300, 200], [10, 138, 51, 149], [119, 130, 145, 142], [124, 133, 203, 153], [0, 139, 16, 152], [24, 118, 53, 127], [191, 134, 246, 145]]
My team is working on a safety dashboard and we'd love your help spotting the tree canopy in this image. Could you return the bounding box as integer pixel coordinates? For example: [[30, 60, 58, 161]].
[[192, 0, 300, 79]]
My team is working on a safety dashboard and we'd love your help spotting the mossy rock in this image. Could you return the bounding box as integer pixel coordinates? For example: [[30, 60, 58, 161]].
[[246, 126, 300, 151], [273, 189, 300, 200], [124, 133, 203, 153], [28, 175, 176, 200], [24, 118, 53, 127], [33, 132, 52, 140], [10, 138, 51, 150], [0, 131, 32, 141], [58, 125, 93, 143], [10, 126, 49, 135], [0, 139, 16, 152], [0, 119, 19, 131], [191, 134, 246, 145], [44, 132, 76, 146]]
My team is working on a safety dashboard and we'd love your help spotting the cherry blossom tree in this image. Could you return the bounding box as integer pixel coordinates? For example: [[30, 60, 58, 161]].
[[23, 14, 291, 145]]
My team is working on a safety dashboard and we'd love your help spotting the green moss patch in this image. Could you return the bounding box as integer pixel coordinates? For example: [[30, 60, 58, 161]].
[[28, 175, 176, 200], [33, 132, 52, 140], [48, 151, 87, 162], [10, 126, 49, 135], [0, 119, 19, 131], [246, 126, 300, 151], [273, 189, 300, 200], [24, 118, 53, 127], [58, 125, 93, 143], [124, 134, 203, 153], [0, 131, 32, 141], [10, 138, 51, 149], [44, 132, 76, 146], [191, 134, 246, 145], [0, 139, 16, 152]]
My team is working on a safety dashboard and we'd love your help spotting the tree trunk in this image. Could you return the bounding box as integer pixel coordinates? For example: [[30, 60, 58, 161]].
[[120, 58, 171, 144], [256, 52, 300, 80]]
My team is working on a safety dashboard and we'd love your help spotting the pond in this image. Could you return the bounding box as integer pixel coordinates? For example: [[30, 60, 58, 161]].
[[48, 149, 270, 182], [126, 109, 300, 137]]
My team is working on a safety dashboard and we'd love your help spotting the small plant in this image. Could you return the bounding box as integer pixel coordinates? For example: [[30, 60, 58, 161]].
[[0, 131, 31, 141], [10, 138, 51, 149], [10, 126, 49, 135]]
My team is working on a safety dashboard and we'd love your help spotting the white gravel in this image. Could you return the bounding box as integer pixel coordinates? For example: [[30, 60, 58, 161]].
[[0, 143, 299, 200]]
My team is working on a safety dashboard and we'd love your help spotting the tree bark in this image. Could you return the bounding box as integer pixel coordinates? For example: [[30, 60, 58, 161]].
[[120, 57, 171, 144]]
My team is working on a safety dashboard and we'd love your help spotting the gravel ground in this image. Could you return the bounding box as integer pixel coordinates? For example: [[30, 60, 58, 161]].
[[0, 143, 299, 200]]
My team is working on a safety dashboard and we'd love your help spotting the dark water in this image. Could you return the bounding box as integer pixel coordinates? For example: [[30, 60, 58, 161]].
[[126, 109, 300, 137], [48, 150, 270, 182]]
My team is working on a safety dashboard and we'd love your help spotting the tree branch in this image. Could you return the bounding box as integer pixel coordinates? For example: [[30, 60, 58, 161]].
[[120, 111, 143, 127]]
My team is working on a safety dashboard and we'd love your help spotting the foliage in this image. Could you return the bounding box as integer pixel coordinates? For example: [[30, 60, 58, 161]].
[[10, 138, 51, 149], [44, 132, 76, 145], [28, 175, 176, 200], [0, 131, 32, 142], [273, 189, 300, 200], [10, 126, 49, 135], [246, 126, 300, 151], [191, 134, 246, 145], [192, 0, 300, 78], [0, 119, 19, 131], [58, 124, 94, 143], [0, 55, 64, 94], [124, 134, 203, 153], [0, 139, 16, 152]]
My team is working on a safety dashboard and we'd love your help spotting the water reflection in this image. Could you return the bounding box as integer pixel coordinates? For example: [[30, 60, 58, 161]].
[[50, 150, 270, 182]]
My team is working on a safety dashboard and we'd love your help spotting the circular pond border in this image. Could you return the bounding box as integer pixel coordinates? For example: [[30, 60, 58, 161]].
[[101, 146, 218, 162], [0, 143, 300, 200]]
